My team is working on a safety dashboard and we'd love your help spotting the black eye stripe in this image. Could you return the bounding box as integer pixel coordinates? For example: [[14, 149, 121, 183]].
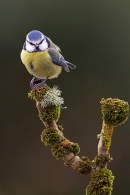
[[39, 39, 44, 44], [27, 40, 35, 45], [27, 39, 44, 46]]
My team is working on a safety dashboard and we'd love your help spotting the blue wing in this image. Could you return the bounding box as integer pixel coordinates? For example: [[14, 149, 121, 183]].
[[45, 36, 61, 52], [48, 48, 76, 72]]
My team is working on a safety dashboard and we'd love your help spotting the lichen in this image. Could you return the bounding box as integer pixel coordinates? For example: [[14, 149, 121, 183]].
[[28, 86, 65, 123], [40, 86, 65, 108]]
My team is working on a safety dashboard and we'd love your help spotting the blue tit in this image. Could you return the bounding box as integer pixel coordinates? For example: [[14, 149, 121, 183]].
[[20, 30, 76, 88]]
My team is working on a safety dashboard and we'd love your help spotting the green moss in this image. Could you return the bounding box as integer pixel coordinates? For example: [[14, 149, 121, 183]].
[[58, 125, 64, 132], [78, 156, 92, 176], [51, 144, 64, 159], [28, 86, 50, 101], [100, 98, 130, 126], [41, 128, 61, 146], [72, 143, 80, 154], [28, 86, 62, 123], [94, 154, 112, 168], [103, 139, 110, 149], [62, 139, 80, 155], [39, 105, 60, 123], [86, 168, 114, 195], [51, 140, 80, 160]]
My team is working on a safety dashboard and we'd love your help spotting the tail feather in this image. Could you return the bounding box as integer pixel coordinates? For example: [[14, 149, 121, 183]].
[[66, 61, 76, 69], [63, 64, 70, 72]]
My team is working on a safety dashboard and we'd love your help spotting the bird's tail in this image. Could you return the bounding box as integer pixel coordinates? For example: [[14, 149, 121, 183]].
[[60, 59, 76, 72], [66, 61, 76, 69]]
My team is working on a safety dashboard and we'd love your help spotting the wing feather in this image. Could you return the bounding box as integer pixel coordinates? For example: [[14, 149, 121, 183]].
[[48, 48, 76, 72]]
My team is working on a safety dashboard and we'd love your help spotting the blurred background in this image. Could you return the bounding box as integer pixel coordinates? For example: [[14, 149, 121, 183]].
[[0, 0, 130, 194]]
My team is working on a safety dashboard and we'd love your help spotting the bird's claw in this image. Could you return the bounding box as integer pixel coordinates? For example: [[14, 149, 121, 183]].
[[30, 77, 48, 90]]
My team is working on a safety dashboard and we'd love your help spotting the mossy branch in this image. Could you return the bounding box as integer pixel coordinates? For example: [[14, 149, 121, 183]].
[[28, 85, 130, 195], [28, 85, 93, 176], [97, 98, 129, 166]]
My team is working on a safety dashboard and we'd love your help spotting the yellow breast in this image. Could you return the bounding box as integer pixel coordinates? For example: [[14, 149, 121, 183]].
[[20, 50, 62, 79]]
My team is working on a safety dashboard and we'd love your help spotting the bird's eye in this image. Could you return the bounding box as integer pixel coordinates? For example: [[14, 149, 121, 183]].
[[27, 40, 35, 45], [39, 39, 44, 45], [30, 42, 35, 45]]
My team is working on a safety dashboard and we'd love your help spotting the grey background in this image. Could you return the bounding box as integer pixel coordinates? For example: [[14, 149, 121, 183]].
[[1, 0, 130, 194]]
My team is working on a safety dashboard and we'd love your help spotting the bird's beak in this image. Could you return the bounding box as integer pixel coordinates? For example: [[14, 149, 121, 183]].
[[35, 45, 41, 51]]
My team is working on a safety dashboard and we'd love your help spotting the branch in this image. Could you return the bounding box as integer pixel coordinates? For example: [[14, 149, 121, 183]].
[[96, 98, 129, 168], [28, 85, 130, 195], [86, 98, 129, 195], [28, 85, 93, 177]]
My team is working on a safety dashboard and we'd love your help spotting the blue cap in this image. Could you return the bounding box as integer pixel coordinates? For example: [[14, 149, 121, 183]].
[[28, 30, 43, 41]]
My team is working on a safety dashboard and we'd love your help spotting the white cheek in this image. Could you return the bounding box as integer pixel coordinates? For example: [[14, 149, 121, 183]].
[[39, 41, 48, 51], [26, 42, 35, 52]]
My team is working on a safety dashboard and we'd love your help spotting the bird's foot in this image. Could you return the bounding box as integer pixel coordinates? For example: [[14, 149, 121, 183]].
[[30, 77, 48, 90]]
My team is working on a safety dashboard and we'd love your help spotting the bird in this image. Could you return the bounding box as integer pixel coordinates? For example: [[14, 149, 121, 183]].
[[20, 30, 76, 88]]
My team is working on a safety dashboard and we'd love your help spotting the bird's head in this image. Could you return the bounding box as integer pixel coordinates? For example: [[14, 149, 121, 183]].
[[24, 30, 49, 52]]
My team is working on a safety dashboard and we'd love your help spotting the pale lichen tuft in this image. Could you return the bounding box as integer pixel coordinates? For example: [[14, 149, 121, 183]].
[[40, 86, 66, 108]]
